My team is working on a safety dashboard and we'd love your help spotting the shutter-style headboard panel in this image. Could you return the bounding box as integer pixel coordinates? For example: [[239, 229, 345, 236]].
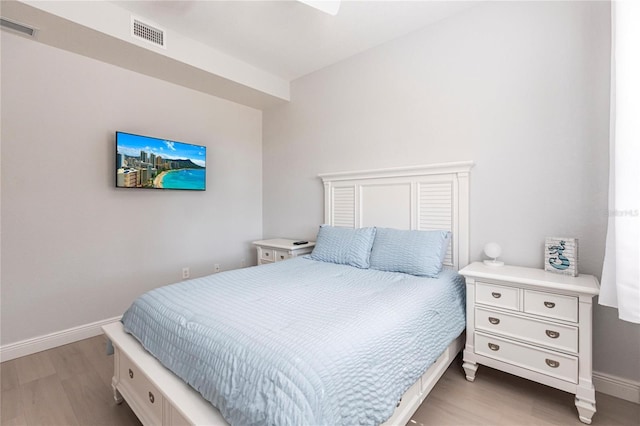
[[319, 161, 473, 270]]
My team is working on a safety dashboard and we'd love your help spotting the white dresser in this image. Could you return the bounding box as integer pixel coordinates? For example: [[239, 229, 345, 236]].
[[252, 239, 315, 265], [459, 262, 600, 424]]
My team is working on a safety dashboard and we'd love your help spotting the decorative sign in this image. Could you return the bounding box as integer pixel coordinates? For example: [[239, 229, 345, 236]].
[[545, 237, 578, 276]]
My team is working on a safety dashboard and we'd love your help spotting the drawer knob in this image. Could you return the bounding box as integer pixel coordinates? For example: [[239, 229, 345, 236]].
[[545, 359, 560, 368], [280, 255, 285, 260], [544, 301, 556, 309], [491, 292, 502, 299], [149, 391, 155, 404], [545, 330, 560, 339], [488, 343, 500, 351], [128, 369, 134, 379], [265, 252, 270, 256], [488, 317, 500, 325]]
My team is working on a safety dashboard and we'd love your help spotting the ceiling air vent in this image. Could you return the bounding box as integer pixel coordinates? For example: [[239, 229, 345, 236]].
[[131, 17, 165, 48], [1, 17, 38, 38]]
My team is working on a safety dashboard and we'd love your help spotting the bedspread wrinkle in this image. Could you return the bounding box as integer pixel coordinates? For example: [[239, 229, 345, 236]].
[[122, 257, 465, 426]]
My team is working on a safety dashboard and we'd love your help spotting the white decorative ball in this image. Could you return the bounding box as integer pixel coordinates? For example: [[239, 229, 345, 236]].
[[484, 242, 502, 259]]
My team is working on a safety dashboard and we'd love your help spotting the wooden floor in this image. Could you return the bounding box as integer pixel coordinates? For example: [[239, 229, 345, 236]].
[[1, 335, 638, 425], [411, 359, 639, 426], [1, 335, 140, 426]]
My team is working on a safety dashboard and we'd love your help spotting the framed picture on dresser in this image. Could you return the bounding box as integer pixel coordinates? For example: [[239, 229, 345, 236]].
[[545, 237, 578, 276]]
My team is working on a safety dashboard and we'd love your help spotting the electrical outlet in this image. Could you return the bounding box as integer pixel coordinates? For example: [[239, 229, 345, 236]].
[[182, 267, 190, 279], [214, 264, 220, 273]]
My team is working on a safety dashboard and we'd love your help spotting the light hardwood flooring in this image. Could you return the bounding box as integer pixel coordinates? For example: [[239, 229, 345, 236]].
[[1, 335, 140, 426], [411, 359, 639, 426], [1, 335, 638, 425]]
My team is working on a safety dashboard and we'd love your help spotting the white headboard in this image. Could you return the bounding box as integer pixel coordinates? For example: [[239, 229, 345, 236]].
[[319, 161, 474, 271]]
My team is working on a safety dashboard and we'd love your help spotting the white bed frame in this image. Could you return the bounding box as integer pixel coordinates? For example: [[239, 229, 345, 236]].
[[103, 161, 474, 426]]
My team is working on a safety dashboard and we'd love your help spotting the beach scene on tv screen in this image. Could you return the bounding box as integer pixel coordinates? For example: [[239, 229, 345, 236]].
[[116, 133, 206, 190]]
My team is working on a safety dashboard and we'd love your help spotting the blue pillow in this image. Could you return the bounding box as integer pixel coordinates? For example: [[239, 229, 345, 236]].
[[369, 228, 451, 277], [310, 225, 376, 268]]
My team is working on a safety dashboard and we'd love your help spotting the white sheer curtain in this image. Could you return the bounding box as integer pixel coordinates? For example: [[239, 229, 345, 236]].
[[600, 1, 640, 323]]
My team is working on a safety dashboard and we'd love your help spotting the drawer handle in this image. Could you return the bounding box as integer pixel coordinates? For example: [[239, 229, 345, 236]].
[[545, 330, 560, 339], [544, 301, 556, 309], [545, 359, 560, 368], [491, 292, 502, 299], [148, 391, 155, 404], [128, 369, 134, 379], [488, 343, 500, 351], [396, 397, 402, 407], [488, 317, 500, 325]]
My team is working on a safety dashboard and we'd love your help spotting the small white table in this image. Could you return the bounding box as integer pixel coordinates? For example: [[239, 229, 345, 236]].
[[459, 262, 600, 424], [252, 239, 315, 265]]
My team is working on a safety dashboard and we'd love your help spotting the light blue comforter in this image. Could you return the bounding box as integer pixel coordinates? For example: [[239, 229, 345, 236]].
[[122, 257, 465, 426]]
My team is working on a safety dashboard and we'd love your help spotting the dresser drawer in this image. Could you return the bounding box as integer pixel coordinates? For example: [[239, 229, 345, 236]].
[[475, 282, 519, 311], [259, 248, 275, 262], [119, 352, 164, 424], [524, 290, 578, 322], [274, 250, 290, 262], [475, 332, 578, 383], [475, 307, 578, 353]]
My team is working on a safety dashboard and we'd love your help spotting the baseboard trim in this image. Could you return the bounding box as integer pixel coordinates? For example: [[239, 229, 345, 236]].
[[0, 316, 122, 362], [593, 371, 640, 404]]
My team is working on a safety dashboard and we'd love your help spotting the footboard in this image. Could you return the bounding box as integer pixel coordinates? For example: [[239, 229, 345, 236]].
[[103, 322, 226, 426], [104, 322, 463, 426]]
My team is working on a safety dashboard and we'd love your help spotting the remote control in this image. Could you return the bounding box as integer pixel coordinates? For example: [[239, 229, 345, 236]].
[[293, 241, 308, 245]]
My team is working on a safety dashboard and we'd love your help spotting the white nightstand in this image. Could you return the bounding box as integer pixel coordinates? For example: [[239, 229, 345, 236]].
[[252, 239, 315, 265], [459, 262, 600, 424]]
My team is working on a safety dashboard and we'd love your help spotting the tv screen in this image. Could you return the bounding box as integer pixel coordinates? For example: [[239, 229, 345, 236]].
[[116, 131, 206, 191]]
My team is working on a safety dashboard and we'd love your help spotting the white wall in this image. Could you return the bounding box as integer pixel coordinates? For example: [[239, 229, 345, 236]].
[[264, 1, 639, 381], [0, 32, 262, 346]]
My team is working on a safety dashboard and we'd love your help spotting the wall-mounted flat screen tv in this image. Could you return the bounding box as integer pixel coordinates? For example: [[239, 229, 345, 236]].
[[116, 131, 206, 191]]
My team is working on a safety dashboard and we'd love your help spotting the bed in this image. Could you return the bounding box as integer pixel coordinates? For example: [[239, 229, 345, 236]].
[[103, 161, 474, 426]]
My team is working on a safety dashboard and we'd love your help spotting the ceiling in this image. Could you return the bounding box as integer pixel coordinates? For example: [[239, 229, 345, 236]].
[[110, 0, 478, 81], [2, 1, 478, 108]]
